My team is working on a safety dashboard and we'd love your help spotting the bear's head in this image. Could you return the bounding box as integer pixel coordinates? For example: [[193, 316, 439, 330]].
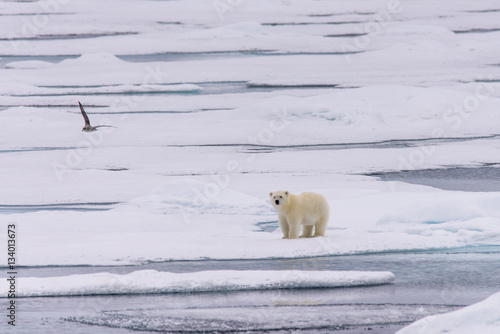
[[269, 191, 289, 210]]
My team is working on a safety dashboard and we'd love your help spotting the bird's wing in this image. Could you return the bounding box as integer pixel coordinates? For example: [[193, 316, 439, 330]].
[[78, 101, 91, 126], [94, 125, 117, 129]]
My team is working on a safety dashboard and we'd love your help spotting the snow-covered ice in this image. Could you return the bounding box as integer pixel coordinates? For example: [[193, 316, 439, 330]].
[[1, 176, 499, 266], [396, 291, 500, 334], [1, 0, 500, 331], [0, 0, 499, 268], [0, 269, 395, 297]]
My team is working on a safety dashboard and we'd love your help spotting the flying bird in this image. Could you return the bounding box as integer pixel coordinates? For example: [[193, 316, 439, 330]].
[[78, 101, 115, 132]]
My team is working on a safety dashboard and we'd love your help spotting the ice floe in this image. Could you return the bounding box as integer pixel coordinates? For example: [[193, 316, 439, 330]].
[[129, 178, 274, 215], [397, 291, 500, 334], [1, 269, 395, 297], [1, 178, 500, 266]]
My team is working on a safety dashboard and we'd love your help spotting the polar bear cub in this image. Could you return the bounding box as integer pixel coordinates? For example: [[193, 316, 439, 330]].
[[270, 191, 329, 239]]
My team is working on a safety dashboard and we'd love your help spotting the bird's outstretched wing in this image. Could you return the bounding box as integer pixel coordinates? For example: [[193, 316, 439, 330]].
[[94, 125, 117, 129], [78, 101, 91, 127]]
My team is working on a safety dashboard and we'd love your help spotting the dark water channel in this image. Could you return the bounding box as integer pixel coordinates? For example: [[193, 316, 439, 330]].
[[4, 247, 500, 334], [370, 166, 500, 192]]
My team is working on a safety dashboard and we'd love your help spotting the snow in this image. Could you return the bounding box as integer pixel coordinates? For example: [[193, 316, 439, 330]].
[[396, 291, 500, 334], [0, 269, 395, 297], [1, 0, 500, 268], [0, 82, 202, 96], [1, 177, 499, 266], [129, 179, 273, 215], [0, 0, 499, 317]]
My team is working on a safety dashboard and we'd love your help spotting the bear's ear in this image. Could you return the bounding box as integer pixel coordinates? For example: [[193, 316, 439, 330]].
[[269, 192, 273, 197], [285, 191, 289, 196]]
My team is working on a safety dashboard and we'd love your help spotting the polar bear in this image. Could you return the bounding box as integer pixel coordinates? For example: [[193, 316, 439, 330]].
[[269, 191, 329, 239]]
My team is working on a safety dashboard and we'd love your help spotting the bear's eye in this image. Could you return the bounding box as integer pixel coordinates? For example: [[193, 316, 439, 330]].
[[279, 196, 282, 198]]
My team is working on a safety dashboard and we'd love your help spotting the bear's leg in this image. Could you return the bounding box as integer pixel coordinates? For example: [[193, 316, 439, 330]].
[[288, 222, 301, 239], [313, 217, 328, 237], [278, 215, 289, 239], [300, 225, 314, 238]]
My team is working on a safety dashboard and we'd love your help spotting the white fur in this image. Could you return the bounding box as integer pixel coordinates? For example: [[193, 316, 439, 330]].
[[269, 191, 329, 239]]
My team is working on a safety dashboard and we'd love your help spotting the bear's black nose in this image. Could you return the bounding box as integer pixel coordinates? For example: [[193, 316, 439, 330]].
[[275, 200, 280, 205]]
